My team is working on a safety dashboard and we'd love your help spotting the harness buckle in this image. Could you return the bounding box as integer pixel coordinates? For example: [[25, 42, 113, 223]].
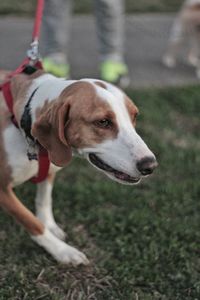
[[27, 40, 40, 64]]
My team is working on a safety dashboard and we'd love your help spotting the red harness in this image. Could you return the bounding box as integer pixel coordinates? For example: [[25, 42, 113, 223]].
[[0, 0, 50, 184]]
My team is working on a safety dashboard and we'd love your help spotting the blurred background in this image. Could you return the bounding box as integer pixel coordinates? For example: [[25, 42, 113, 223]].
[[0, 0, 185, 14], [0, 0, 199, 87]]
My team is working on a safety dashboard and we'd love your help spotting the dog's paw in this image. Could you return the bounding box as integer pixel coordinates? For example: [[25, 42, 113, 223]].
[[56, 245, 89, 266], [31, 228, 89, 266], [162, 55, 176, 68]]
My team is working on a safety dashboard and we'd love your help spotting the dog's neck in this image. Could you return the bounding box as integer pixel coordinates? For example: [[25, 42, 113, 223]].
[[28, 74, 76, 124]]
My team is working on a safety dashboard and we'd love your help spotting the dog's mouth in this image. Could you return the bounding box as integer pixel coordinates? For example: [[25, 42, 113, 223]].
[[88, 153, 140, 184]]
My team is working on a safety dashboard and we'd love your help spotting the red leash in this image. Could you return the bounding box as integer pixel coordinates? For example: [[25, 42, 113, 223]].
[[0, 0, 50, 184], [32, 0, 44, 41]]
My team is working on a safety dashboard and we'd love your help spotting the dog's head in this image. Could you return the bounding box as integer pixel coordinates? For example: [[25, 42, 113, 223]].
[[32, 79, 157, 185]]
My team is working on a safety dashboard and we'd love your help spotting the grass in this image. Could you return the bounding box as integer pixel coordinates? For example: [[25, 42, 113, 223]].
[[0, 85, 200, 299], [0, 0, 183, 15]]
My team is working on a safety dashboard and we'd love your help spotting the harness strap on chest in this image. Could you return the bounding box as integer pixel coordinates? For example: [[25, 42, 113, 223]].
[[20, 83, 50, 184], [31, 147, 50, 183]]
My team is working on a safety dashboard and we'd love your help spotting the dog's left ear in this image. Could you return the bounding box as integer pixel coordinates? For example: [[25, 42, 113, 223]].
[[31, 102, 72, 167]]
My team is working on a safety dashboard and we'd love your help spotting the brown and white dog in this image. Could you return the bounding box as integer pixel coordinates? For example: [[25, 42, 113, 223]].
[[0, 71, 157, 265], [163, 0, 200, 77]]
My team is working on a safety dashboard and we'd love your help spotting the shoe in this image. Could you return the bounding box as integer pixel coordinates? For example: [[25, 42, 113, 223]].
[[43, 57, 70, 78], [100, 60, 130, 87]]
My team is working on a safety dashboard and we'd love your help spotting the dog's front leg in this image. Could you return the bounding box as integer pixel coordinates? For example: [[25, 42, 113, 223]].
[[35, 173, 66, 240], [0, 186, 89, 265]]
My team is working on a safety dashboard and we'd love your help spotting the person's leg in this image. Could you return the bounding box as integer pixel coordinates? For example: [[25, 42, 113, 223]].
[[42, 0, 72, 77], [163, 15, 185, 68], [94, 0, 129, 86]]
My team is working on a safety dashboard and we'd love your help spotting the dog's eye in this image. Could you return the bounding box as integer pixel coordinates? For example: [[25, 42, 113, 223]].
[[94, 119, 113, 128]]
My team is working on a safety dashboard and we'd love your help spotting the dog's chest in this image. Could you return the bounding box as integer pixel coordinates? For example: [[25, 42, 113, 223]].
[[3, 125, 39, 186], [3, 124, 61, 187]]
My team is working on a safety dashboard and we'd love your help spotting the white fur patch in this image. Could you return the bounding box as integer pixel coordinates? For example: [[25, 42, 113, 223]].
[[3, 125, 38, 186]]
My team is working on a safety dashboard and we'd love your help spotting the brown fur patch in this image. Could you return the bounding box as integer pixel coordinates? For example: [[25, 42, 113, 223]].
[[0, 186, 44, 235], [124, 96, 139, 127], [0, 94, 12, 190], [0, 70, 10, 83], [10, 71, 46, 124], [61, 82, 119, 148], [0, 71, 44, 126], [10, 74, 32, 124]]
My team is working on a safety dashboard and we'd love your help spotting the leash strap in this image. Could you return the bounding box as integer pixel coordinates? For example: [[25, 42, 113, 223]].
[[32, 0, 44, 42], [27, 0, 44, 63]]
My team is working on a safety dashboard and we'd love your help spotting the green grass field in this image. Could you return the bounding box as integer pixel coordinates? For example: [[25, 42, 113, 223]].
[[0, 0, 184, 15], [0, 85, 199, 299]]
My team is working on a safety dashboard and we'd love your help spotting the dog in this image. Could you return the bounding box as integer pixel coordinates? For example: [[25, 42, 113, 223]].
[[0, 70, 157, 265], [163, 0, 200, 77]]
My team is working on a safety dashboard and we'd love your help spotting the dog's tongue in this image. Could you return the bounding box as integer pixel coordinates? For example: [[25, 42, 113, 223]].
[[114, 170, 134, 181], [114, 172, 127, 180], [114, 171, 139, 183]]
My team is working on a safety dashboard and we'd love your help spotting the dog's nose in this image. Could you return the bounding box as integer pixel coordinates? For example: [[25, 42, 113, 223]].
[[137, 156, 158, 175]]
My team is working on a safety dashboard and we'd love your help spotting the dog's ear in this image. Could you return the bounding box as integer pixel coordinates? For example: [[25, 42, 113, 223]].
[[31, 102, 72, 167]]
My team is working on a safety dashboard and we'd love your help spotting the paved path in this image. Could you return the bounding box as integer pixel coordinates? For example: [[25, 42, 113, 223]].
[[0, 14, 199, 88]]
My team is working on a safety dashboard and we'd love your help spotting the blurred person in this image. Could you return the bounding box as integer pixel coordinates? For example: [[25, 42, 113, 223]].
[[42, 0, 129, 86], [163, 0, 200, 78]]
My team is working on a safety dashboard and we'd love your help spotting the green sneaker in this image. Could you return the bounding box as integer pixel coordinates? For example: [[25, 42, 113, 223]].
[[100, 60, 130, 87], [43, 57, 70, 78]]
